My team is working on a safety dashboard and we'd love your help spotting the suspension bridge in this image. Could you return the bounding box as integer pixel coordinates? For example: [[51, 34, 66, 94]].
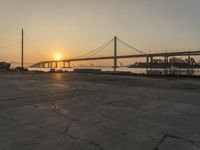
[[1, 30, 200, 72], [30, 36, 200, 71]]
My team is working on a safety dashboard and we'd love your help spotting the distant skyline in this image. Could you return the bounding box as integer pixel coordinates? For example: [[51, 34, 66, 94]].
[[1, 0, 200, 66]]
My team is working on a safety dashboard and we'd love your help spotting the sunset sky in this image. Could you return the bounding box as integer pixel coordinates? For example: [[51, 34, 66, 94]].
[[0, 0, 200, 66]]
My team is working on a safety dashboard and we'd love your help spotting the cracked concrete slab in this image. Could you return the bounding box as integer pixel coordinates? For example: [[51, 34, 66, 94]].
[[154, 134, 199, 150], [0, 73, 200, 150]]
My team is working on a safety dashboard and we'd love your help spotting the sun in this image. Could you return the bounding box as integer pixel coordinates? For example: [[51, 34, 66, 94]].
[[54, 53, 62, 61]]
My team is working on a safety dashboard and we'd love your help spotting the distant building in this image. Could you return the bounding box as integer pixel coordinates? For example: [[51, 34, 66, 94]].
[[0, 62, 11, 71]]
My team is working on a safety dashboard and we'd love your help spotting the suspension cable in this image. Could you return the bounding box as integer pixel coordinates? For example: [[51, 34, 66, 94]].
[[85, 45, 108, 57], [84, 39, 113, 58], [117, 38, 145, 54], [24, 34, 47, 61], [74, 38, 114, 58]]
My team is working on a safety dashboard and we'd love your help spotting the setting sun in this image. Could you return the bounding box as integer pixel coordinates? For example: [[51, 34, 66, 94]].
[[54, 53, 62, 61]]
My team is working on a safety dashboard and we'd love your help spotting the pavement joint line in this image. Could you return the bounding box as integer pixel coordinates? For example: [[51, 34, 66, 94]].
[[0, 114, 104, 150], [0, 89, 79, 101], [64, 133, 104, 150], [154, 133, 199, 150], [0, 90, 85, 110], [62, 120, 74, 134]]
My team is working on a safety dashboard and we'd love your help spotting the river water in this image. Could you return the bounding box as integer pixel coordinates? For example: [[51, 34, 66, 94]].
[[28, 67, 200, 76]]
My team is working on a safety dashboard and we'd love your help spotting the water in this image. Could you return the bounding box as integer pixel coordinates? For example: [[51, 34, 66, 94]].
[[28, 67, 200, 76]]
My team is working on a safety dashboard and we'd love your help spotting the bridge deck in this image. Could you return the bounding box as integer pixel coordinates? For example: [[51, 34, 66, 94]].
[[30, 50, 200, 68]]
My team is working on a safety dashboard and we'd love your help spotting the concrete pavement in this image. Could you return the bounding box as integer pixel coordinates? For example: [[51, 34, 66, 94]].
[[0, 73, 200, 150]]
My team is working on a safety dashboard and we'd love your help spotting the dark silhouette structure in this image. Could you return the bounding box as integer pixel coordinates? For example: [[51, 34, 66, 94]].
[[0, 62, 11, 71], [30, 37, 200, 72]]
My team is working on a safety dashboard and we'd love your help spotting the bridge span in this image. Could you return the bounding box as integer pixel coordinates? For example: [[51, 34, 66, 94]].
[[30, 37, 200, 71], [30, 50, 200, 69]]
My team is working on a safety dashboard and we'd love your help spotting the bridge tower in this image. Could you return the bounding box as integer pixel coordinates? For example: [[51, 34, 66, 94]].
[[21, 29, 24, 72], [114, 36, 117, 71]]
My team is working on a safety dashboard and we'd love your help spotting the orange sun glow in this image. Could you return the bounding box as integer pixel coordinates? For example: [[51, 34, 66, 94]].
[[54, 53, 62, 61]]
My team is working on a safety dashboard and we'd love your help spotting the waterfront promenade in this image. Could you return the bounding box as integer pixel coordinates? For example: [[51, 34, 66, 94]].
[[0, 73, 200, 150]]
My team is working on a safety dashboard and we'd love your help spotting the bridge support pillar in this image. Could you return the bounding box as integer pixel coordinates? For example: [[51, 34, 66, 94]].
[[68, 62, 71, 68], [63, 62, 65, 68], [188, 53, 191, 76], [42, 63, 45, 68], [50, 62, 52, 68], [146, 56, 150, 74], [146, 57, 149, 64], [164, 56, 168, 63], [164, 56, 169, 75], [113, 36, 117, 71], [55, 62, 58, 68], [150, 57, 153, 63]]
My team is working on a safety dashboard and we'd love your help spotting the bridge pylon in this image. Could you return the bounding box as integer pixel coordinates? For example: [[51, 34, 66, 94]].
[[114, 36, 117, 71]]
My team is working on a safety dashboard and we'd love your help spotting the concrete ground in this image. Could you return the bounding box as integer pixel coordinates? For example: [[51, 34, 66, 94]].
[[0, 73, 200, 150]]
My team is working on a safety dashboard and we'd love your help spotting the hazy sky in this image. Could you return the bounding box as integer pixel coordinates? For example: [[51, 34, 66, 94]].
[[0, 0, 200, 65]]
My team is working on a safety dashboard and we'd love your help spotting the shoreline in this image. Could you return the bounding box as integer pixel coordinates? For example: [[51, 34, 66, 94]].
[[1, 70, 200, 79]]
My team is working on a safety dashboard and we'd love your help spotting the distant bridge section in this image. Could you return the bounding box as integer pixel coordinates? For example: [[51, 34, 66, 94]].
[[30, 36, 200, 70], [30, 50, 200, 69]]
